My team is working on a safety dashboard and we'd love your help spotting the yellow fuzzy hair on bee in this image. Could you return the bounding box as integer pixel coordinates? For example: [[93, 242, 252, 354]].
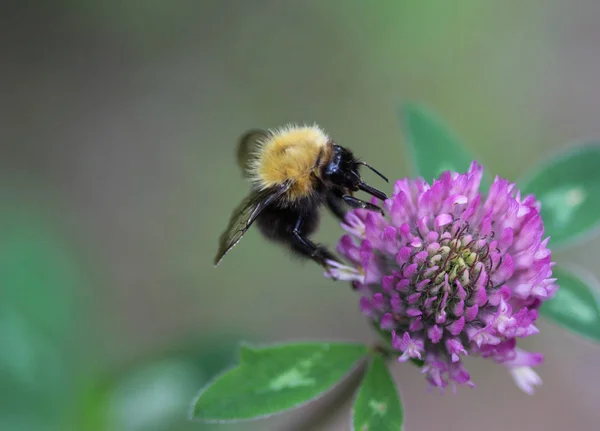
[[249, 124, 332, 200]]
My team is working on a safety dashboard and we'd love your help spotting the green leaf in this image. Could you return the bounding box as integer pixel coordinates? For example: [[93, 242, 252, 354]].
[[540, 265, 600, 342], [402, 103, 479, 182], [191, 342, 369, 422], [352, 355, 403, 431], [519, 142, 600, 247]]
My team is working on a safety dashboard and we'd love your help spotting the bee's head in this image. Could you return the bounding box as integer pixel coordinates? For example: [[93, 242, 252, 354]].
[[321, 144, 388, 200]]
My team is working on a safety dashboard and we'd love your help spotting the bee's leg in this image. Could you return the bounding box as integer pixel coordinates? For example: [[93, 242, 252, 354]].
[[342, 195, 385, 215], [291, 215, 341, 271], [325, 190, 348, 222]]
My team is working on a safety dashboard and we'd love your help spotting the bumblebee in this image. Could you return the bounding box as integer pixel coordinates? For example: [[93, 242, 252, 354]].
[[214, 124, 388, 270]]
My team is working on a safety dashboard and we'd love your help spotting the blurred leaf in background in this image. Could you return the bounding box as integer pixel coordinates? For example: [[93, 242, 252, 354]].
[[519, 143, 600, 248], [402, 103, 476, 181], [0, 195, 79, 431], [402, 103, 491, 189], [79, 336, 250, 431], [0, 194, 245, 431], [540, 266, 600, 342]]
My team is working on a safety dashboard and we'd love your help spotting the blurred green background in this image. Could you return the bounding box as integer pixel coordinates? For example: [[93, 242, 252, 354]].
[[2, 1, 600, 430]]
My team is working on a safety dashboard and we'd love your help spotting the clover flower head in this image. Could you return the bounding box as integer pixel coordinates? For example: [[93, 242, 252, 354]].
[[330, 162, 557, 393]]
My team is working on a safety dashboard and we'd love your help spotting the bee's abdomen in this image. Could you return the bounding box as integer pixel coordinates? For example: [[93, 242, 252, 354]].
[[256, 204, 320, 242]]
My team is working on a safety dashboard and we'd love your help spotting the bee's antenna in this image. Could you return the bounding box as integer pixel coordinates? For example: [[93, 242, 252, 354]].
[[358, 181, 388, 201], [357, 161, 389, 183]]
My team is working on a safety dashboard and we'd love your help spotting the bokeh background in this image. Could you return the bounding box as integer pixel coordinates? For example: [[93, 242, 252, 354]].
[[2, 1, 600, 430]]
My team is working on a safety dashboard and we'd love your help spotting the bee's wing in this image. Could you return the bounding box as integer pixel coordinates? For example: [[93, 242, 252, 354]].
[[214, 183, 290, 266], [237, 129, 269, 177]]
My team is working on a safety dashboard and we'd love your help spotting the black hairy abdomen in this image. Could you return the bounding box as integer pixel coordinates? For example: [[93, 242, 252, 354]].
[[256, 200, 320, 242], [255, 193, 326, 261]]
